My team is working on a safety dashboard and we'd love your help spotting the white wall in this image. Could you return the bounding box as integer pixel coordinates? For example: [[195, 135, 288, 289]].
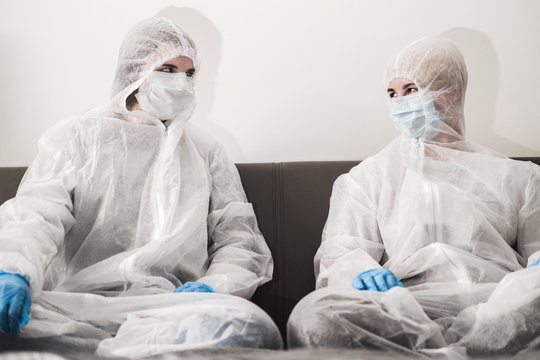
[[1, 0, 539, 166]]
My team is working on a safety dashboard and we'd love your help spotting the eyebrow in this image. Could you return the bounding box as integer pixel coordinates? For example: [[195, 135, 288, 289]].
[[161, 63, 178, 69], [387, 83, 417, 92]]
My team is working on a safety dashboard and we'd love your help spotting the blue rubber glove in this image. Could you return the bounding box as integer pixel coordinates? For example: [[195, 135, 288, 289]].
[[528, 258, 540, 268], [352, 268, 404, 292], [173, 281, 214, 293], [0, 272, 31, 336]]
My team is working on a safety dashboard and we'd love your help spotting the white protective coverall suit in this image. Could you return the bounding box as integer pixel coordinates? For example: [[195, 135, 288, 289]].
[[287, 38, 540, 357], [0, 17, 282, 356]]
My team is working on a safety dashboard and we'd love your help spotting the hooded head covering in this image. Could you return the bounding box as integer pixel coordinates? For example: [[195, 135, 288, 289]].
[[384, 38, 468, 139], [111, 17, 199, 96], [99, 17, 199, 127]]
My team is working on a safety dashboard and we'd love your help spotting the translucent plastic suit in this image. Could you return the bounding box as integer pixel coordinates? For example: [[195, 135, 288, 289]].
[[0, 17, 282, 356], [288, 38, 540, 356]]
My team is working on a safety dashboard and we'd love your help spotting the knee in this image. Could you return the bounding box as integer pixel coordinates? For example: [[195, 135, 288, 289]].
[[287, 287, 355, 348], [216, 295, 283, 349], [286, 286, 437, 351]]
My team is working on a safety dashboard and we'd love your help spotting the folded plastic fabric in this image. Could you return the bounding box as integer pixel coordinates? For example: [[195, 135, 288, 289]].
[[0, 291, 282, 357], [289, 266, 540, 356]]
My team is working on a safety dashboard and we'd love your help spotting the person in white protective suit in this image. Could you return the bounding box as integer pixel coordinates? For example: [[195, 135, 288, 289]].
[[0, 17, 282, 356], [287, 37, 540, 356]]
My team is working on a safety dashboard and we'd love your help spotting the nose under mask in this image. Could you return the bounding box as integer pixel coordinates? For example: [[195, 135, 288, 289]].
[[389, 90, 440, 139], [135, 71, 194, 121]]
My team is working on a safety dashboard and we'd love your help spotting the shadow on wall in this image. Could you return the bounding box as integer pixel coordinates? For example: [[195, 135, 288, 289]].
[[156, 6, 246, 161], [439, 27, 536, 156]]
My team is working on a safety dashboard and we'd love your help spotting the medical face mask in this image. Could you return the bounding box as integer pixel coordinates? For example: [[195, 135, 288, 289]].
[[389, 90, 440, 139], [135, 71, 194, 121]]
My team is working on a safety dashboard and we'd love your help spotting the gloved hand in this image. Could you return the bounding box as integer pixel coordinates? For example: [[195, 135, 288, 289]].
[[0, 272, 31, 336], [528, 258, 540, 268], [173, 281, 214, 293], [352, 268, 404, 292]]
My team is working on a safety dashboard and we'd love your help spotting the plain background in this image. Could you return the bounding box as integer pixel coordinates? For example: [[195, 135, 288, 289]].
[[1, 0, 539, 166]]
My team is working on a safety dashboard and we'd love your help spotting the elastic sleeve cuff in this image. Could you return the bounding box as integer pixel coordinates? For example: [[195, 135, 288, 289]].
[[527, 250, 540, 267], [0, 252, 42, 299]]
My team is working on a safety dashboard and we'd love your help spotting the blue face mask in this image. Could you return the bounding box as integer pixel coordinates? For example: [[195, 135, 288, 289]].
[[389, 90, 439, 139]]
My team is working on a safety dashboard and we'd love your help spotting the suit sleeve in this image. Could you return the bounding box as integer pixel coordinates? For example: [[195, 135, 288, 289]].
[[0, 120, 78, 297], [197, 145, 272, 299], [516, 165, 540, 266], [315, 168, 385, 289]]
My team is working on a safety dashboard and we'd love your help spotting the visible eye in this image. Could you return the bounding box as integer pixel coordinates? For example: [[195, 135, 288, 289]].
[[406, 87, 418, 95], [154, 65, 174, 73], [186, 69, 195, 78], [388, 91, 397, 99]]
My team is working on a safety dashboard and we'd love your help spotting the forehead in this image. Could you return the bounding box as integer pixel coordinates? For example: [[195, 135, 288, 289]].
[[388, 78, 415, 89], [161, 55, 194, 68]]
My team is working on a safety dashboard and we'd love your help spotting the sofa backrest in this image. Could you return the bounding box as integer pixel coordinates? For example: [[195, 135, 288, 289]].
[[1, 157, 540, 338], [236, 161, 359, 337]]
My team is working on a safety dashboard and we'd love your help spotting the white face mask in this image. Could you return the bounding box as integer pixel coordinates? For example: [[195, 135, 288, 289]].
[[389, 90, 440, 139], [135, 72, 194, 121]]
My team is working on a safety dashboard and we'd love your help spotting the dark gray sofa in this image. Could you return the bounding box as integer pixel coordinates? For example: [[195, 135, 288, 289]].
[[1, 157, 540, 343]]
